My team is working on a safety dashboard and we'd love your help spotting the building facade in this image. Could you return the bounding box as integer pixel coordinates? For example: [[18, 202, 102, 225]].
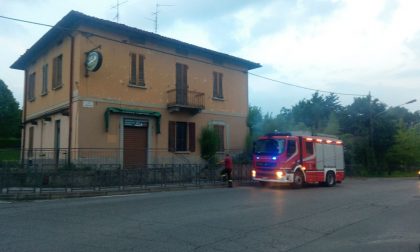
[[11, 11, 260, 168]]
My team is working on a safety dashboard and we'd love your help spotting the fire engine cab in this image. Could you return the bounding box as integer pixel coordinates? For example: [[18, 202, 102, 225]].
[[252, 132, 345, 188]]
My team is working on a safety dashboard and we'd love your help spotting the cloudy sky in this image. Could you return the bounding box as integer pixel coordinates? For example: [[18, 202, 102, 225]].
[[1, 0, 419, 113]]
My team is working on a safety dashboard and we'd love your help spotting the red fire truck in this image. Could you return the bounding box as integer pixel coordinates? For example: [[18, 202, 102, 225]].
[[252, 132, 345, 188]]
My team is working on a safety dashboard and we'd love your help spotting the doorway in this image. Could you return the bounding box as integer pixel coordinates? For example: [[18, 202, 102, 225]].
[[123, 119, 148, 168]]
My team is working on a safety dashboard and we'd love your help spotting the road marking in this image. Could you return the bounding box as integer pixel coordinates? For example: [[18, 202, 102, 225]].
[[94, 193, 150, 199], [0, 201, 11, 204]]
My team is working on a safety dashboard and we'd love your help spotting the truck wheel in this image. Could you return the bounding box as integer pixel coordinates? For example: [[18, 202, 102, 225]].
[[325, 171, 336, 187], [292, 171, 304, 189]]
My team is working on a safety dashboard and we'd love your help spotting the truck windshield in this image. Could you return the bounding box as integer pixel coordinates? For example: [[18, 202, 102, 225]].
[[254, 139, 285, 155]]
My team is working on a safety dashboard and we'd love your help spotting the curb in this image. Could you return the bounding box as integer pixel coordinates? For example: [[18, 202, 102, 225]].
[[0, 182, 254, 201]]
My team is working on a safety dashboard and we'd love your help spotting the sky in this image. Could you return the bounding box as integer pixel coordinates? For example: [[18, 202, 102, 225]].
[[1, 0, 419, 113]]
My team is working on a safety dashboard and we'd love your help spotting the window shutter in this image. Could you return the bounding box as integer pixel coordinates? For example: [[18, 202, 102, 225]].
[[139, 54, 145, 85], [168, 121, 176, 152], [213, 72, 217, 97], [183, 64, 188, 87], [215, 125, 224, 152], [57, 55, 62, 86], [188, 122, 196, 152], [52, 57, 57, 88], [130, 53, 137, 84], [219, 73, 223, 98], [176, 63, 182, 86]]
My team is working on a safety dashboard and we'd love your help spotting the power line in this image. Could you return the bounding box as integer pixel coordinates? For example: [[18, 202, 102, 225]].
[[249, 72, 367, 97], [1, 14, 367, 98], [0, 14, 54, 28]]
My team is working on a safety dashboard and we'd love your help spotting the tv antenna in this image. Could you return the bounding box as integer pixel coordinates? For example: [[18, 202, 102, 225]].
[[151, 2, 174, 33], [112, 0, 128, 23]]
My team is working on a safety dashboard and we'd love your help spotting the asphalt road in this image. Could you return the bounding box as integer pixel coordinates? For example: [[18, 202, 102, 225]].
[[0, 178, 419, 252]]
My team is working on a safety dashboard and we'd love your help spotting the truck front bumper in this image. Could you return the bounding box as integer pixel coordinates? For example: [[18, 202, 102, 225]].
[[253, 174, 294, 183]]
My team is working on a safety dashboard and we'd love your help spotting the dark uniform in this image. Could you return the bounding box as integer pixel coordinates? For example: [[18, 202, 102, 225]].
[[220, 154, 233, 187]]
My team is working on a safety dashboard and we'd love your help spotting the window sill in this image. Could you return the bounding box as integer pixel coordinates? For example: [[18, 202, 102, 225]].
[[28, 98, 36, 102], [52, 85, 63, 91], [128, 83, 147, 89], [41, 92, 48, 97], [174, 151, 191, 154], [212, 97, 224, 101]]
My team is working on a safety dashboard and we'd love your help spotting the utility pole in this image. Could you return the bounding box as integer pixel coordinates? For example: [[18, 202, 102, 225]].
[[112, 0, 128, 23]]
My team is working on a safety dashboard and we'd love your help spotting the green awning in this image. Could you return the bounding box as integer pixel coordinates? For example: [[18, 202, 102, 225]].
[[104, 107, 161, 134]]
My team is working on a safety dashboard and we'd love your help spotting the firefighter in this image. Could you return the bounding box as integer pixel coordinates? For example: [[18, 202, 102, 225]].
[[220, 153, 233, 187]]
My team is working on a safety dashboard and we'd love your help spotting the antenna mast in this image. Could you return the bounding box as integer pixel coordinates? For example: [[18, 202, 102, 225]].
[[152, 1, 174, 33], [112, 0, 128, 23]]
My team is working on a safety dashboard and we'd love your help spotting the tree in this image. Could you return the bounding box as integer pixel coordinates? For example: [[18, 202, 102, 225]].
[[386, 123, 420, 174], [247, 106, 263, 136], [199, 126, 220, 165], [0, 79, 21, 139]]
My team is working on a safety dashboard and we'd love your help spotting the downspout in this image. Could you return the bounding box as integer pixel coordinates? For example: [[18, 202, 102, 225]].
[[67, 34, 75, 166], [21, 70, 28, 167]]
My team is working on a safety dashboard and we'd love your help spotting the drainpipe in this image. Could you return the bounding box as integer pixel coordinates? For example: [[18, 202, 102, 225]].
[[21, 70, 28, 167], [67, 35, 75, 166]]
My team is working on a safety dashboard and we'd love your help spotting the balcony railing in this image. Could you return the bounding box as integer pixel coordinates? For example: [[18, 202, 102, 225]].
[[167, 89, 205, 114]]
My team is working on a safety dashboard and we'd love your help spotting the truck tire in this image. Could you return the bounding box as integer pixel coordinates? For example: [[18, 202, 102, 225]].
[[325, 171, 336, 187], [292, 171, 304, 189]]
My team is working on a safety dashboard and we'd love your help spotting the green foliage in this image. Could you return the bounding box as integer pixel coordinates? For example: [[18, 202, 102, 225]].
[[0, 79, 21, 139], [199, 126, 220, 164], [247, 106, 263, 136], [0, 138, 20, 148], [0, 148, 20, 162], [386, 124, 420, 172]]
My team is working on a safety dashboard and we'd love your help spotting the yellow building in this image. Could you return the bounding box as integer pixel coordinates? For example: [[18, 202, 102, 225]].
[[11, 11, 260, 168]]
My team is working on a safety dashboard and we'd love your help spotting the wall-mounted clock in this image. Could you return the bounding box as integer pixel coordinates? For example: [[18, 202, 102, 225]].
[[85, 51, 103, 72]]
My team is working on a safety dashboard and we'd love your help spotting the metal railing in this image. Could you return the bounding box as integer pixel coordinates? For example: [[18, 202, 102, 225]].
[[0, 164, 253, 194], [167, 88, 205, 109]]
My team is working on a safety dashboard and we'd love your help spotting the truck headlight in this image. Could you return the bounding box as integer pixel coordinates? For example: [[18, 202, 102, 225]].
[[276, 171, 284, 178]]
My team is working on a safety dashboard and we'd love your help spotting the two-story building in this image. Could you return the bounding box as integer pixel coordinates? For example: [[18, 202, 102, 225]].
[[11, 11, 260, 168]]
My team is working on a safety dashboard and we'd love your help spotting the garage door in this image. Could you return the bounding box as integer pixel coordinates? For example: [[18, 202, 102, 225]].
[[123, 126, 147, 168]]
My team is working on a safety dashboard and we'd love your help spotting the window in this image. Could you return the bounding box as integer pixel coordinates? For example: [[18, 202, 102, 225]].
[[214, 125, 225, 152], [41, 64, 48, 95], [168, 121, 195, 152], [129, 53, 145, 86], [305, 141, 314, 156], [52, 55, 63, 89], [286, 140, 296, 158], [213, 72, 223, 99], [254, 139, 285, 155], [175, 63, 188, 105], [28, 72, 36, 101], [28, 126, 34, 157]]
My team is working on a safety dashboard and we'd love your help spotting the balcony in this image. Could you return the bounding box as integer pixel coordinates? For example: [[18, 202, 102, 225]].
[[167, 88, 205, 115]]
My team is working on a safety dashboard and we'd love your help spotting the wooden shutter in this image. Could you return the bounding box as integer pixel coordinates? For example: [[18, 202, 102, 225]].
[[42, 64, 48, 94], [188, 122, 196, 152], [130, 53, 136, 84], [176, 63, 182, 87], [57, 55, 62, 86], [213, 72, 217, 97], [28, 127, 34, 157], [182, 64, 188, 88], [214, 125, 224, 152], [139, 54, 145, 85], [168, 121, 175, 152], [218, 73, 223, 98], [52, 57, 57, 89]]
